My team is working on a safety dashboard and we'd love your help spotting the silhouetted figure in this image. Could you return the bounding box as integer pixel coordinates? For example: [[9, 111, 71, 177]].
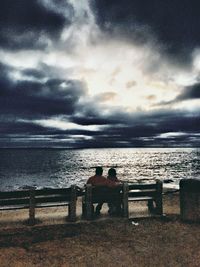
[[87, 167, 118, 215], [107, 168, 120, 182], [107, 168, 122, 215], [87, 167, 117, 187]]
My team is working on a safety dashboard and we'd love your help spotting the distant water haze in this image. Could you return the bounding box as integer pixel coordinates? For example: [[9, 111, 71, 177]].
[[0, 148, 199, 191]]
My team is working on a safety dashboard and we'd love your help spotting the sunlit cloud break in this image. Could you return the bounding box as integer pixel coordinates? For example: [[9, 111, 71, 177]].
[[0, 0, 200, 148]]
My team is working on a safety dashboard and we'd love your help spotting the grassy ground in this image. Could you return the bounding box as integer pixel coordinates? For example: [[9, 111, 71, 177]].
[[0, 193, 199, 267]]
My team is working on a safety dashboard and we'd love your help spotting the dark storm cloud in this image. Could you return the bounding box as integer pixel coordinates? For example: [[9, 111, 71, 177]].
[[1, 106, 200, 147], [0, 0, 71, 50], [90, 112, 200, 147], [0, 120, 47, 135], [0, 59, 199, 147], [72, 108, 200, 139], [0, 119, 99, 136], [93, 0, 200, 58], [70, 105, 135, 126], [0, 0, 199, 149], [157, 83, 200, 105], [97, 107, 198, 146], [22, 68, 46, 79], [0, 62, 13, 77], [71, 116, 112, 126], [0, 62, 86, 117], [175, 84, 200, 101], [0, 62, 14, 94]]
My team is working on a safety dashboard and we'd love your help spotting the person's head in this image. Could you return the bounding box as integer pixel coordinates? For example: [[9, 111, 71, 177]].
[[108, 168, 116, 177], [95, 166, 103, 175]]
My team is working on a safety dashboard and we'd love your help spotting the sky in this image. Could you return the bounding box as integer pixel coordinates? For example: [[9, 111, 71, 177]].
[[0, 0, 200, 148]]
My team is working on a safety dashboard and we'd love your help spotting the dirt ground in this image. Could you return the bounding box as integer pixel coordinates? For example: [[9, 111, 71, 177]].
[[0, 193, 199, 267]]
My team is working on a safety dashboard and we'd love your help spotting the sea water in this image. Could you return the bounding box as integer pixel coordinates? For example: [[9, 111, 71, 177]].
[[0, 147, 199, 191]]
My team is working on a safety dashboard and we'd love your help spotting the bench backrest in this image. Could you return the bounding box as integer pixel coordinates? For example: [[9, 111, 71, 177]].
[[122, 180, 163, 217], [0, 187, 77, 207], [85, 185, 123, 203], [85, 181, 162, 202], [0, 190, 30, 206], [127, 182, 159, 198]]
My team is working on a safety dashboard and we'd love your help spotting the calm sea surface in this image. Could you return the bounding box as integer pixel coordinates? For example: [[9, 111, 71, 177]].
[[0, 148, 199, 191]]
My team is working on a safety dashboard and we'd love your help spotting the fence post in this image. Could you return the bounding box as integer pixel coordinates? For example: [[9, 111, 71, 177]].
[[155, 180, 163, 216], [29, 189, 35, 225], [69, 185, 77, 222], [122, 183, 129, 218], [85, 184, 92, 220]]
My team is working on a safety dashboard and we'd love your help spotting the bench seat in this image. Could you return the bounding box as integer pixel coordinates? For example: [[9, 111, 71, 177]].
[[128, 196, 154, 201]]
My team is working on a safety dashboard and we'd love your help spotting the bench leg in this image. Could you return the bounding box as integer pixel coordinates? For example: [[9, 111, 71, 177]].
[[29, 190, 35, 225], [85, 184, 93, 220], [69, 203, 76, 222], [155, 199, 163, 215], [148, 199, 155, 213], [69, 185, 76, 222], [82, 198, 94, 220], [155, 180, 163, 216], [85, 201, 93, 220], [82, 197, 86, 218], [122, 183, 129, 218]]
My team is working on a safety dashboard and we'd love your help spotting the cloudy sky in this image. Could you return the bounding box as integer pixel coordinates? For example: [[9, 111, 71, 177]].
[[0, 0, 200, 148]]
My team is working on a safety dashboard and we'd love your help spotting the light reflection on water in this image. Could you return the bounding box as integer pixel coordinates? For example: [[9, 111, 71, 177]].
[[0, 148, 199, 191]]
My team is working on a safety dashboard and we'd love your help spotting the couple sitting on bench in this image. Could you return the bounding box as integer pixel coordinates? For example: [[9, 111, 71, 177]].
[[87, 167, 122, 216]]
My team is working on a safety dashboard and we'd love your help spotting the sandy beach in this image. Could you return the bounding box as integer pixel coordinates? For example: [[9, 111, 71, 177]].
[[0, 192, 199, 267]]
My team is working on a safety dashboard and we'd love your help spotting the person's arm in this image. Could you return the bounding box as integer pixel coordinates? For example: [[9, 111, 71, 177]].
[[87, 177, 92, 184], [116, 177, 123, 183], [107, 176, 122, 183], [104, 178, 120, 187]]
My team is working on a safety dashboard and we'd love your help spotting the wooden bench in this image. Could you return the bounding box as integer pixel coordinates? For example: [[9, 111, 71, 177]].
[[122, 180, 163, 218], [82, 184, 124, 220], [0, 186, 78, 225]]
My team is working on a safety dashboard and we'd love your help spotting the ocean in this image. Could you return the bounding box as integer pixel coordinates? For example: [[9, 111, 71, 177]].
[[0, 147, 199, 191]]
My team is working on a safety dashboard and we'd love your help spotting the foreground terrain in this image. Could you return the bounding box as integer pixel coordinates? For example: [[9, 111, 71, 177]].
[[0, 193, 199, 267]]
